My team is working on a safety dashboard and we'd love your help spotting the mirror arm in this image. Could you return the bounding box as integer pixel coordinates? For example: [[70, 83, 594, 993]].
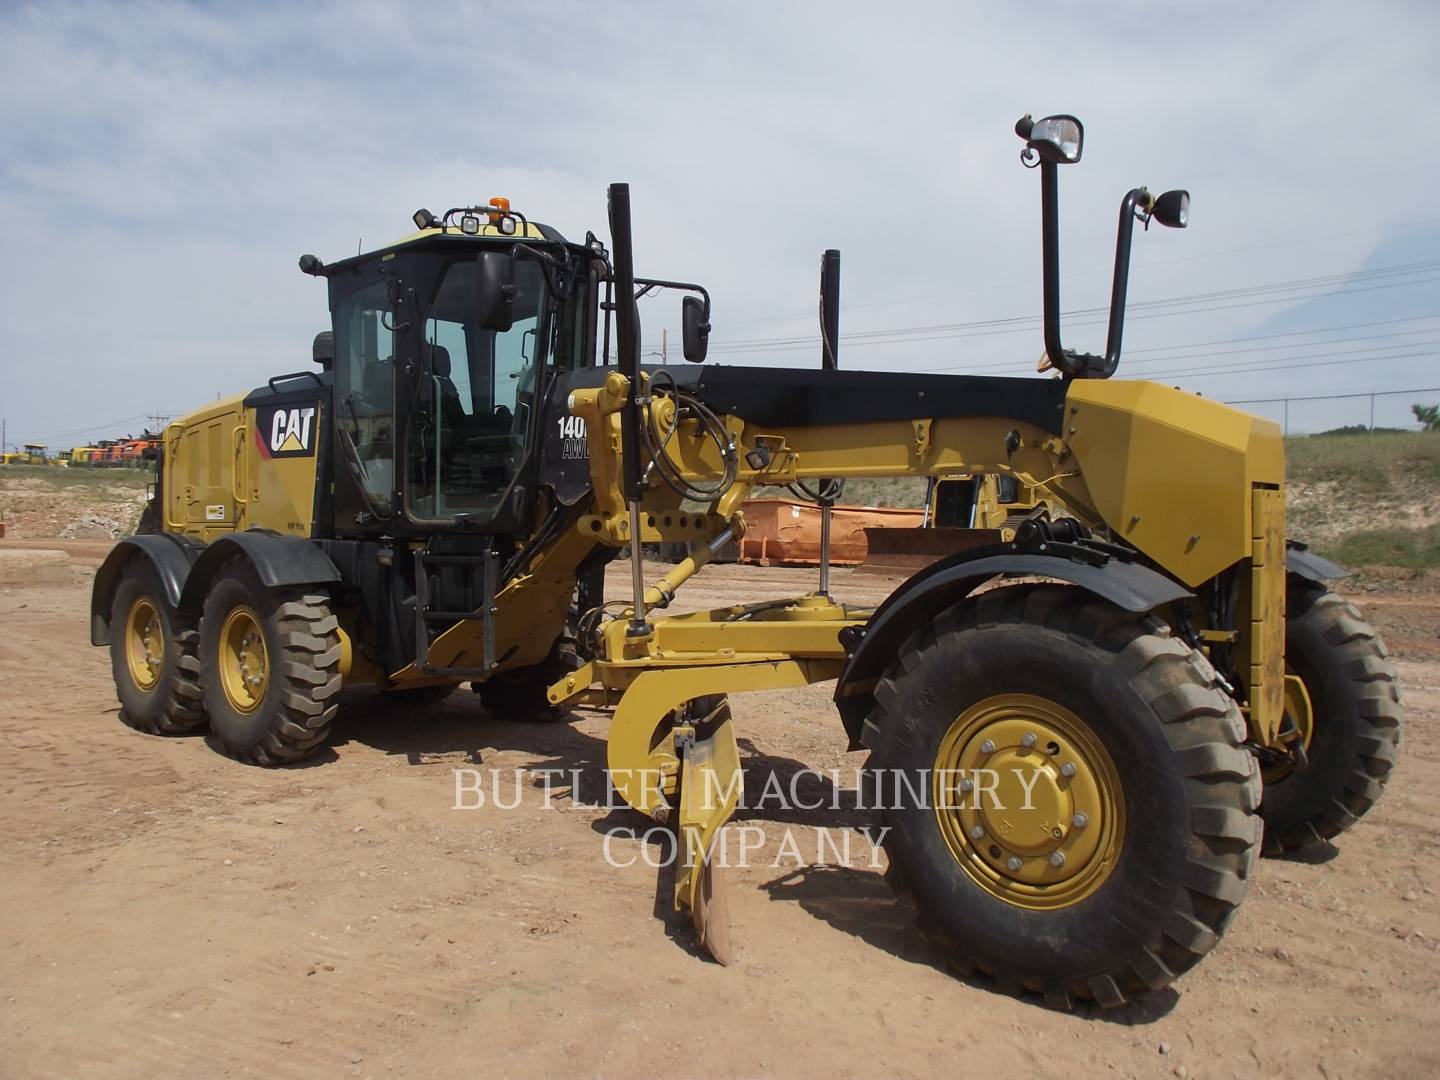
[[633, 277, 711, 319], [1038, 160, 1073, 376], [1039, 160, 1149, 380], [1092, 187, 1149, 379]]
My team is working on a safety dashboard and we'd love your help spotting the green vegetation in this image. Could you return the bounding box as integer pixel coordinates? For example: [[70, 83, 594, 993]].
[[835, 477, 929, 508], [1327, 524, 1440, 571], [0, 463, 153, 490], [1285, 429, 1440, 494]]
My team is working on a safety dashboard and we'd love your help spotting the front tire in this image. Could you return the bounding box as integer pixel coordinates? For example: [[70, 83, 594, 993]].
[[868, 585, 1260, 1008], [1259, 582, 1402, 854], [199, 560, 342, 766]]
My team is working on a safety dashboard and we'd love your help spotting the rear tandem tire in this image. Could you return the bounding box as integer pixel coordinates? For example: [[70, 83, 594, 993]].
[[867, 584, 1260, 1009], [199, 559, 342, 766], [109, 559, 207, 735], [1259, 583, 1402, 855]]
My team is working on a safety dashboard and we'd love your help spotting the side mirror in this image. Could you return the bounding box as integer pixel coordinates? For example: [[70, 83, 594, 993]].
[[1016, 113, 1084, 165], [681, 295, 710, 362], [1151, 189, 1190, 229], [474, 250, 515, 332]]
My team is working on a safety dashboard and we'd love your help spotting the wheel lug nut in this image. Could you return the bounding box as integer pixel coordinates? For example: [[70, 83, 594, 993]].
[[1060, 762, 1077, 778], [1049, 851, 1066, 868], [1021, 732, 1036, 748], [969, 824, 985, 840], [960, 778, 974, 793], [1072, 812, 1088, 828], [1006, 856, 1023, 872], [980, 739, 996, 754]]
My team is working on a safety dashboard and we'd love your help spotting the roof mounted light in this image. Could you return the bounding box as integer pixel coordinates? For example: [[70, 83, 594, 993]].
[[412, 207, 438, 230], [1151, 189, 1190, 229], [298, 253, 325, 275], [460, 214, 480, 235], [488, 197, 517, 235]]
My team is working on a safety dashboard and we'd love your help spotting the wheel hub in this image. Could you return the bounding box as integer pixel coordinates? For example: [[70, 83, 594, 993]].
[[124, 596, 165, 691], [219, 606, 269, 714], [933, 694, 1123, 909]]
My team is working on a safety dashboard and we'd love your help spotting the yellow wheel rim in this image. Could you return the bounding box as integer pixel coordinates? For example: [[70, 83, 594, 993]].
[[218, 606, 269, 714], [124, 595, 165, 691], [932, 693, 1125, 910]]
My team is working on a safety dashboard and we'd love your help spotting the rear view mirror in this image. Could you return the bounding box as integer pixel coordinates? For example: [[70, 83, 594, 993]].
[[681, 295, 710, 362], [475, 250, 515, 332], [1016, 113, 1084, 165]]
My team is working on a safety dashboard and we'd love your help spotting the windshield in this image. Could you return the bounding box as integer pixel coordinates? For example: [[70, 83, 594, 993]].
[[406, 257, 549, 521]]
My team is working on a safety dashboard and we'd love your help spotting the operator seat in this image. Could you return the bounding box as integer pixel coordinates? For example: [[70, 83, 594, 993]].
[[426, 346, 468, 433]]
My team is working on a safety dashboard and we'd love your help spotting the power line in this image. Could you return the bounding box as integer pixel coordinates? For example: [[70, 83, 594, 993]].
[[19, 412, 176, 443], [1120, 313, 1440, 357], [723, 215, 1440, 330], [1224, 386, 1440, 406], [902, 315, 1440, 379], [704, 260, 1440, 356], [1145, 344, 1440, 381]]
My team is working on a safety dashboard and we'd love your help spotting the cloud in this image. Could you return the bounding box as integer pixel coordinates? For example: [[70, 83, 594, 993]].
[[2, 0, 1438, 444]]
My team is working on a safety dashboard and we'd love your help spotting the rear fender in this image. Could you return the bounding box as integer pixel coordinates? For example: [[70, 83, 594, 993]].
[[90, 534, 203, 646], [834, 545, 1192, 750], [177, 530, 341, 616]]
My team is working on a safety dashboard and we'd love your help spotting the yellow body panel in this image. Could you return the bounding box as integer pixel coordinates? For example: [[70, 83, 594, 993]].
[[162, 397, 320, 541], [1246, 487, 1287, 742], [1063, 380, 1284, 587]]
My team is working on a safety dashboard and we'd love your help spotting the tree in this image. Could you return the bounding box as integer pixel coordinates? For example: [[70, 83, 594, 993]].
[[1414, 403, 1440, 431]]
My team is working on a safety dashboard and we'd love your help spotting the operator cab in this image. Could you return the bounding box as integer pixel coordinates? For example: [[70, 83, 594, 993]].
[[300, 201, 600, 536]]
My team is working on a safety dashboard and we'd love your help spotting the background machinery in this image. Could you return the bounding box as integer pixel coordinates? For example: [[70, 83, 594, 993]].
[[91, 114, 1402, 1007]]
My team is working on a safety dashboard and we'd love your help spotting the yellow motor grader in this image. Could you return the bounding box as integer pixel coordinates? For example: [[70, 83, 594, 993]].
[[91, 114, 1401, 1007]]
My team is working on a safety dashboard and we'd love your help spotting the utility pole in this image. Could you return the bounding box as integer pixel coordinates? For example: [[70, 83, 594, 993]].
[[661, 328, 668, 365], [1369, 393, 1375, 432]]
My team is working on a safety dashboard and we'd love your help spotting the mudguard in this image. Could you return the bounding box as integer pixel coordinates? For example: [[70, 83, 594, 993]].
[[90, 533, 204, 646], [833, 544, 1192, 749], [1286, 544, 1348, 583], [177, 530, 341, 614]]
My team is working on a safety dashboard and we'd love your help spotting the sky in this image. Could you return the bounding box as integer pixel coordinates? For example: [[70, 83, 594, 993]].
[[2, 0, 1439, 449]]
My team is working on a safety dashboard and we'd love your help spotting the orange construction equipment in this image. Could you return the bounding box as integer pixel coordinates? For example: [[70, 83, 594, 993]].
[[734, 498, 923, 566]]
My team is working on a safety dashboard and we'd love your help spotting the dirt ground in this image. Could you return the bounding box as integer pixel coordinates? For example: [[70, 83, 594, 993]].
[[1, 543, 1437, 1080]]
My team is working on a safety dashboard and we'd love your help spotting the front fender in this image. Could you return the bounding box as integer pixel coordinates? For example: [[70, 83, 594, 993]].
[[1286, 544, 1347, 583], [90, 534, 203, 645], [834, 545, 1192, 749], [177, 530, 341, 615]]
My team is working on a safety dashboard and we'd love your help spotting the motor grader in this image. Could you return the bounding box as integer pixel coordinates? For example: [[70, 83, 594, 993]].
[[91, 113, 1401, 1008]]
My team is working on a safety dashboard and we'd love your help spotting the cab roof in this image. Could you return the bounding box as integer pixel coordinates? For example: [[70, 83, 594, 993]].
[[319, 219, 572, 276]]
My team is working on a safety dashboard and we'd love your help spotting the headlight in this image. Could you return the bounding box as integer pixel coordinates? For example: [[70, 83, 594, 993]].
[[1152, 189, 1190, 229]]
